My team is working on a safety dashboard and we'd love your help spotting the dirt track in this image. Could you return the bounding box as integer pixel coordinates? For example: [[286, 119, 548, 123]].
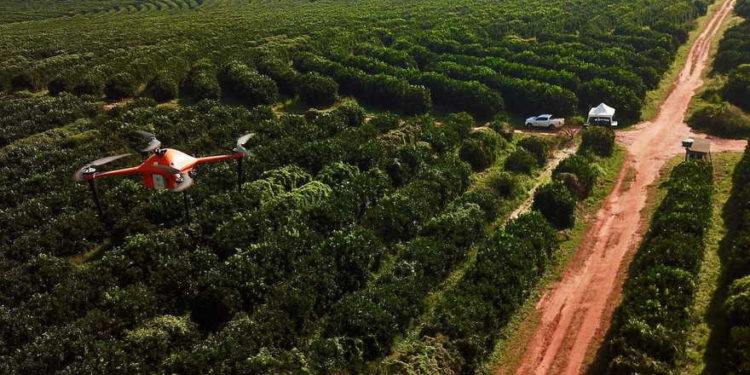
[[500, 1, 746, 374], [507, 145, 576, 222]]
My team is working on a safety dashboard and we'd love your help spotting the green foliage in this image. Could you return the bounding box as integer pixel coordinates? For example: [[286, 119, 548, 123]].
[[256, 56, 300, 96], [484, 171, 521, 199], [184, 60, 221, 101], [72, 74, 104, 97], [714, 5, 750, 74], [581, 126, 615, 157], [489, 119, 514, 141], [0, 93, 98, 146], [517, 136, 549, 166], [370, 112, 400, 132], [47, 76, 68, 96], [10, 71, 38, 91], [420, 203, 484, 247], [145, 72, 178, 102], [449, 188, 500, 222], [688, 102, 750, 139], [415, 71, 503, 119], [332, 100, 366, 128], [219, 61, 279, 107], [105, 72, 139, 100], [459, 138, 494, 171], [366, 154, 470, 242], [295, 54, 431, 115], [0, 0, 715, 372], [553, 154, 599, 199], [532, 182, 576, 229], [723, 65, 750, 112], [605, 160, 713, 374], [727, 276, 750, 327], [504, 148, 538, 174], [379, 335, 464, 375], [420, 212, 557, 372], [444, 112, 474, 139], [297, 72, 338, 108]]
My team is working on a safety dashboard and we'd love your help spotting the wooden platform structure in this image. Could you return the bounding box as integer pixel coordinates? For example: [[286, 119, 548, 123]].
[[684, 138, 712, 162]]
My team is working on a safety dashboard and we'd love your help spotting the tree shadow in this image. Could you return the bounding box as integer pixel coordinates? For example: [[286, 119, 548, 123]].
[[698, 164, 745, 375]]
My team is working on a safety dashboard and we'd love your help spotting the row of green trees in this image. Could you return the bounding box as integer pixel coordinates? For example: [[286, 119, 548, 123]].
[[383, 211, 558, 374], [0, 0, 714, 126], [689, 0, 750, 138], [378, 130, 614, 374], [2, 93, 553, 374], [318, 135, 562, 373], [0, 92, 97, 146], [604, 160, 714, 374], [295, 53, 433, 115], [0, 0, 719, 372], [42, 57, 342, 110], [713, 0, 750, 74]]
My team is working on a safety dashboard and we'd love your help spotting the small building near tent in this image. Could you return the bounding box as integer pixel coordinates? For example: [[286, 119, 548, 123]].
[[585, 103, 619, 127], [682, 138, 712, 162]]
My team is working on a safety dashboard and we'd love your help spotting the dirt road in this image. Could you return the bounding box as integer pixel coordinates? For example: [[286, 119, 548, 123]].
[[500, 1, 746, 374]]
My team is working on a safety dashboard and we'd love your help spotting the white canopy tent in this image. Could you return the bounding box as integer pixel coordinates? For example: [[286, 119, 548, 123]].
[[586, 103, 618, 127]]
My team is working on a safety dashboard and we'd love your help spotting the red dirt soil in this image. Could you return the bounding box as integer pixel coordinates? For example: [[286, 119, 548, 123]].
[[499, 1, 746, 374]]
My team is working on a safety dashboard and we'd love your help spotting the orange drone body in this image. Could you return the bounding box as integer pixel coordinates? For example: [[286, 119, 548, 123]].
[[74, 131, 255, 220], [80, 148, 241, 191], [74, 131, 254, 221]]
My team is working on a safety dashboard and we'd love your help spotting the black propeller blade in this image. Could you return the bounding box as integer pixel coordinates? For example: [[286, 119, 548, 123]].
[[136, 130, 162, 153], [73, 153, 133, 181]]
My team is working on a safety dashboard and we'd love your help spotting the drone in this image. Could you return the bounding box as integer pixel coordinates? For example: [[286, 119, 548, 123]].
[[74, 131, 255, 220]]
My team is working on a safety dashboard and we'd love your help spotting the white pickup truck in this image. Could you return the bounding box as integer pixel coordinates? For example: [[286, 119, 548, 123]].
[[525, 114, 565, 129]]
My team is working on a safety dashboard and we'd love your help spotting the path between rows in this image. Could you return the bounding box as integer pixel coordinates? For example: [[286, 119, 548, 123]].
[[507, 144, 577, 222], [498, 0, 747, 374]]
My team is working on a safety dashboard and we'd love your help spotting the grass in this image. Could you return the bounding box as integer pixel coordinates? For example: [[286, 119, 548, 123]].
[[679, 151, 744, 375], [478, 145, 627, 375], [640, 0, 732, 122]]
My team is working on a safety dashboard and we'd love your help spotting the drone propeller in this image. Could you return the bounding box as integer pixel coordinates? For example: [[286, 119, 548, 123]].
[[173, 174, 194, 192], [233, 133, 256, 154], [153, 165, 194, 192], [136, 130, 162, 153], [74, 153, 133, 181], [153, 165, 182, 175]]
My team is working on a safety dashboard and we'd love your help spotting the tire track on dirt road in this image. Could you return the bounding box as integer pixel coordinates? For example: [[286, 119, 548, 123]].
[[498, 0, 746, 374]]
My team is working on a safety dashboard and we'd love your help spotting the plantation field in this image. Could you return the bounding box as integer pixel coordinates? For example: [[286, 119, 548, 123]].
[[0, 92, 613, 373], [0, 0, 726, 373], [1, 0, 713, 123]]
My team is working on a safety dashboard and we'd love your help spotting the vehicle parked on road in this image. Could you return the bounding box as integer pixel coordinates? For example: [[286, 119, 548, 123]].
[[525, 114, 565, 129]]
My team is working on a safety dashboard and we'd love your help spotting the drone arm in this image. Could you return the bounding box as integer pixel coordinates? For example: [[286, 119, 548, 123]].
[[90, 166, 142, 180], [194, 153, 243, 165]]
